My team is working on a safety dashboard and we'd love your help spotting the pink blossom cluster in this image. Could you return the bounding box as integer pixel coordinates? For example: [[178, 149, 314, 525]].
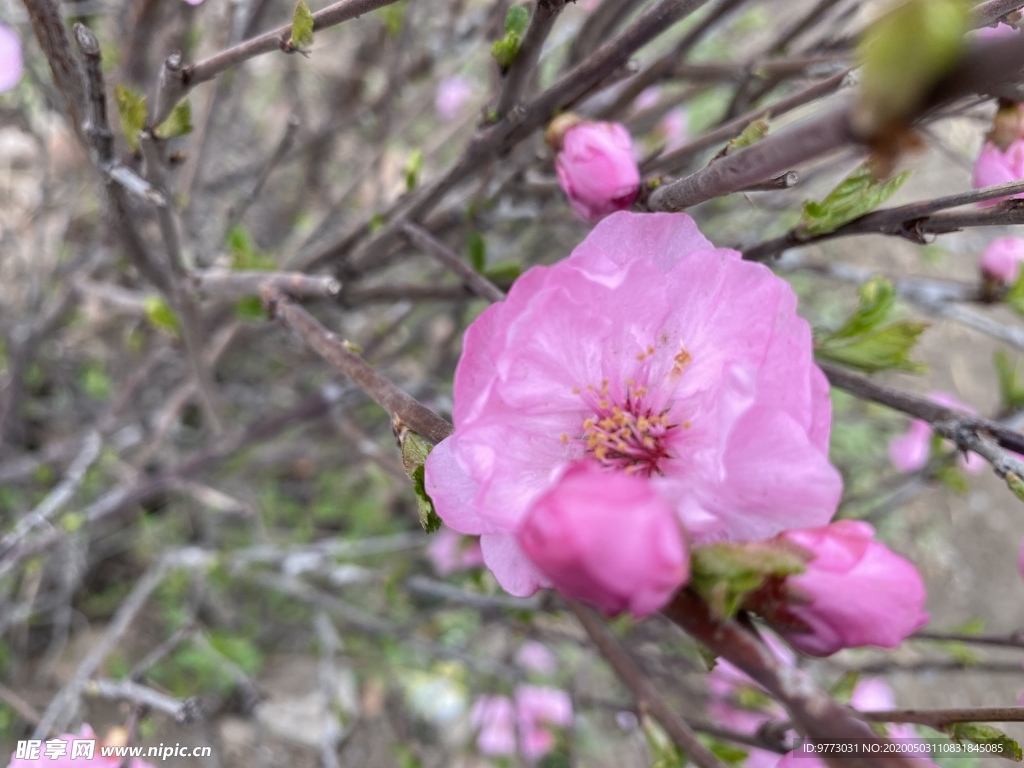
[[426, 210, 929, 656], [470, 686, 573, 761]]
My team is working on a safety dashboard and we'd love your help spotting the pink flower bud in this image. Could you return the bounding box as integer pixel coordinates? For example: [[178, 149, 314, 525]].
[[981, 237, 1024, 283], [426, 526, 484, 575], [470, 695, 516, 756], [973, 139, 1024, 206], [435, 75, 473, 122], [554, 121, 641, 223], [515, 685, 573, 761], [0, 24, 23, 94], [516, 462, 689, 617], [771, 520, 928, 656]]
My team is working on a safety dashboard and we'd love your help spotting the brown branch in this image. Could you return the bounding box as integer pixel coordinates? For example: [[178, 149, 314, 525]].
[[266, 293, 453, 444], [744, 180, 1024, 260], [494, 0, 568, 120], [913, 629, 1024, 649], [21, 0, 88, 144], [568, 601, 729, 768], [862, 707, 1024, 728], [649, 36, 1024, 211], [398, 221, 506, 303], [152, 0, 404, 124], [663, 591, 917, 768], [188, 269, 341, 300]]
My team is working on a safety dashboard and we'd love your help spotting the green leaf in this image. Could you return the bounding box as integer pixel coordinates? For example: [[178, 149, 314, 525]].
[[234, 296, 265, 321], [641, 716, 687, 768], [377, 2, 407, 37], [398, 428, 440, 533], [143, 296, 180, 338], [817, 322, 929, 374], [1006, 271, 1024, 318], [995, 351, 1024, 411], [483, 259, 521, 284], [154, 99, 192, 140], [114, 84, 147, 151], [935, 465, 969, 493], [289, 0, 315, 50], [797, 164, 912, 238], [700, 735, 750, 767], [719, 118, 770, 158], [816, 278, 929, 374], [467, 231, 486, 273], [491, 5, 530, 70], [1005, 473, 1024, 504], [857, 0, 967, 135], [405, 148, 423, 192], [690, 540, 808, 620], [228, 225, 275, 270], [828, 671, 860, 703], [945, 723, 1023, 761], [80, 363, 112, 400]]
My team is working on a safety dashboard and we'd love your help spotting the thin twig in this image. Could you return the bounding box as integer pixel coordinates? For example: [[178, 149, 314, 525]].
[[861, 707, 1024, 728], [85, 678, 205, 724], [398, 221, 506, 303], [494, 0, 568, 120], [569, 601, 730, 768], [188, 269, 341, 300]]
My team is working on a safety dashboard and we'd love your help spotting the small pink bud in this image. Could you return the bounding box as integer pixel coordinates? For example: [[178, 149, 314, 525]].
[[981, 237, 1024, 283], [888, 392, 985, 475], [0, 24, 23, 94], [769, 520, 928, 657], [516, 462, 689, 617], [973, 139, 1024, 206], [553, 120, 641, 223], [435, 75, 473, 122]]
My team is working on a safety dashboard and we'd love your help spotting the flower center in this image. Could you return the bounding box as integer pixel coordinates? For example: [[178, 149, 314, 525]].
[[576, 380, 676, 477]]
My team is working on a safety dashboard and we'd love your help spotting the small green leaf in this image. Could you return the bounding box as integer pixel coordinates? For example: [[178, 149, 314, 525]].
[[80, 363, 112, 400], [857, 0, 967, 135], [995, 351, 1024, 411], [114, 84, 147, 151], [641, 716, 687, 768], [405, 148, 423, 192], [228, 225, 275, 270], [828, 671, 860, 704], [1006, 473, 1024, 504], [720, 118, 769, 157], [397, 428, 440, 533], [234, 296, 265, 321], [951, 617, 986, 636], [492, 5, 530, 70], [467, 231, 486, 273], [154, 99, 193, 140], [945, 723, 1023, 761], [483, 259, 521, 284], [62, 512, 85, 533], [935, 465, 969, 493], [816, 278, 928, 374], [700, 736, 750, 767], [377, 2, 407, 37], [143, 296, 180, 337], [797, 164, 912, 238], [289, 0, 315, 50], [690, 540, 808, 620], [1006, 271, 1024, 318], [817, 322, 929, 374]]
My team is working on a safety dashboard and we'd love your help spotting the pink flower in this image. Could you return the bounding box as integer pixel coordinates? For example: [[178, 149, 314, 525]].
[[515, 640, 557, 675], [518, 462, 688, 616], [469, 687, 573, 761], [435, 75, 473, 122], [554, 121, 641, 222], [426, 526, 484, 575], [770, 520, 929, 657], [0, 24, 23, 93], [973, 139, 1024, 206], [658, 107, 688, 152], [425, 212, 841, 608], [888, 392, 985, 475], [981, 237, 1024, 283], [974, 22, 1020, 40], [471, 695, 517, 756], [7, 725, 155, 768], [515, 685, 573, 761]]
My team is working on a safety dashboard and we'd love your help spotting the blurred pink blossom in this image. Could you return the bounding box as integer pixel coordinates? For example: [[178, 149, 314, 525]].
[[435, 75, 473, 121], [634, 86, 662, 112], [7, 725, 155, 768], [657, 107, 688, 152], [0, 24, 23, 93], [469, 687, 573, 761], [973, 139, 1024, 206], [981, 237, 1024, 283], [424, 212, 840, 610], [426, 526, 484, 575], [770, 520, 929, 657], [974, 22, 1020, 39], [518, 462, 688, 616], [515, 640, 557, 675], [888, 391, 986, 475], [554, 121, 641, 222]]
